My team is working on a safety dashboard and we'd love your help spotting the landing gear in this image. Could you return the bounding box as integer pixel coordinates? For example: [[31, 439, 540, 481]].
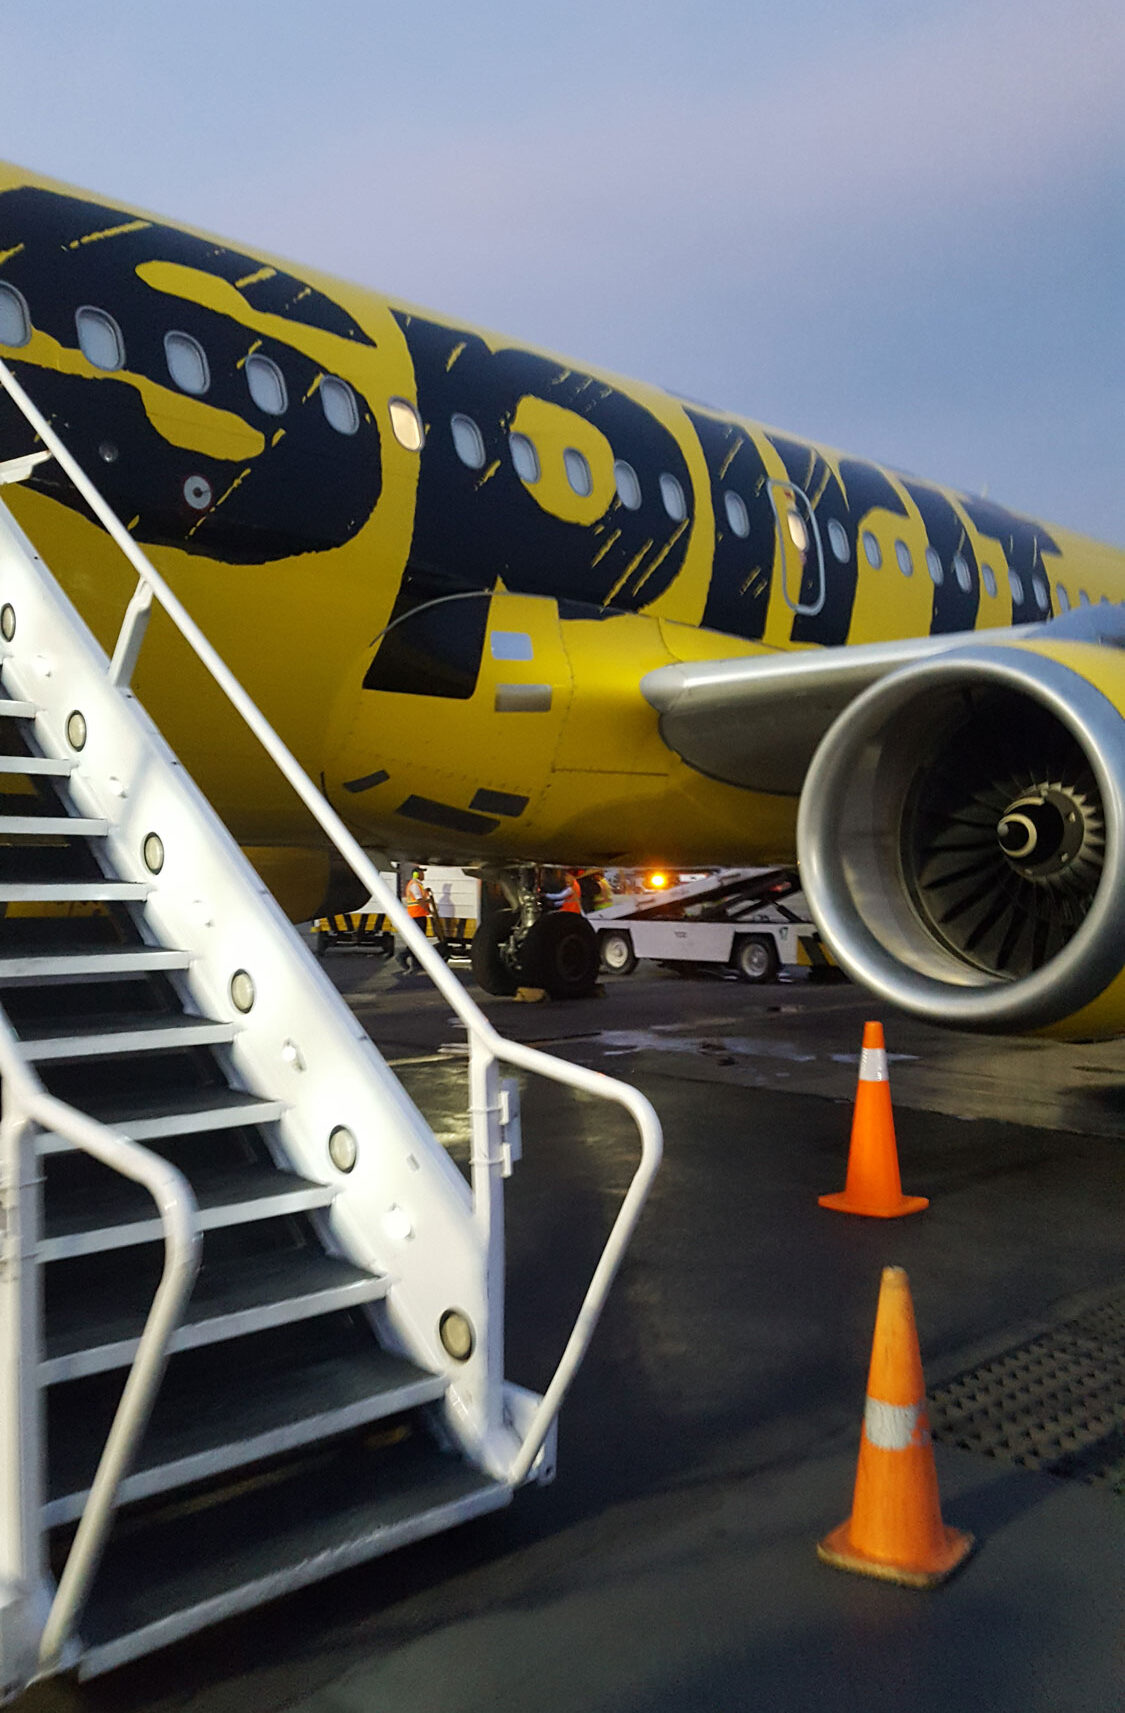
[[471, 868, 600, 1000], [470, 907, 518, 996]]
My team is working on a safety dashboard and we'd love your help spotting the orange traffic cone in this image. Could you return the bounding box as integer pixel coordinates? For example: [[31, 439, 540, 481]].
[[818, 1266, 973, 1587], [819, 1021, 928, 1217]]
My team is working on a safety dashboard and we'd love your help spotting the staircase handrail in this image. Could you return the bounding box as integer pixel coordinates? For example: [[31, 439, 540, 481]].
[[0, 1012, 200, 1668], [0, 356, 662, 1487]]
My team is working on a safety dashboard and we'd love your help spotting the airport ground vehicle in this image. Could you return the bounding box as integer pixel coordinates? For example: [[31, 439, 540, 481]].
[[594, 869, 834, 982], [314, 868, 479, 959]]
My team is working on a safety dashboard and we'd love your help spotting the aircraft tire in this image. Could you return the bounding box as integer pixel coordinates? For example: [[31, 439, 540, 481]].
[[521, 912, 600, 999], [470, 908, 519, 995], [735, 934, 779, 984], [599, 929, 638, 976]]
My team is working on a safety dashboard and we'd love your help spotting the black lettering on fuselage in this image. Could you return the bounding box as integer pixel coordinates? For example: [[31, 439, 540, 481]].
[[0, 186, 381, 563], [688, 411, 775, 642]]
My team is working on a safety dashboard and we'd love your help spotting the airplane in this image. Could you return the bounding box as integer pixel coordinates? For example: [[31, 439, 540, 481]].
[[2, 158, 1124, 1034]]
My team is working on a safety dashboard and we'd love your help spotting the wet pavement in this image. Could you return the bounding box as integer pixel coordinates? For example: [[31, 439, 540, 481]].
[[25, 960, 1125, 1713]]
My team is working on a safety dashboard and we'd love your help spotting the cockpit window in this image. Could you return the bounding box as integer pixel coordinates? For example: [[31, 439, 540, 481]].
[[388, 397, 424, 451], [0, 283, 31, 348], [451, 413, 485, 468], [321, 375, 360, 435], [164, 331, 210, 396], [245, 352, 287, 415], [76, 306, 125, 371]]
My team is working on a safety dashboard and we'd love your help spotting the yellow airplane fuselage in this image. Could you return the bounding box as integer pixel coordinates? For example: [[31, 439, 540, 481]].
[[1, 159, 1122, 919]]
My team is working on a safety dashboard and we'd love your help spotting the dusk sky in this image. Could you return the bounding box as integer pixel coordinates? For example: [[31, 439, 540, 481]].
[[2, 0, 1122, 542]]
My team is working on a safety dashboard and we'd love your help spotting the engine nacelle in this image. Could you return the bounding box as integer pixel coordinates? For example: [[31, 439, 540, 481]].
[[796, 641, 1125, 1038]]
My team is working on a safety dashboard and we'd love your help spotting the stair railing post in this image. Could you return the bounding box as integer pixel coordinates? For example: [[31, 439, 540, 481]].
[[468, 1036, 505, 1449], [0, 1088, 48, 1698], [108, 576, 154, 688]]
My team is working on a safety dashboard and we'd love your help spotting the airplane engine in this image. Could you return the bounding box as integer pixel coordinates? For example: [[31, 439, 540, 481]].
[[796, 642, 1125, 1039]]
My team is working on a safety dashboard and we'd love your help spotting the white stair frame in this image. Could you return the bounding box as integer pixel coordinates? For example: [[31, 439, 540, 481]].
[[0, 356, 663, 1689]]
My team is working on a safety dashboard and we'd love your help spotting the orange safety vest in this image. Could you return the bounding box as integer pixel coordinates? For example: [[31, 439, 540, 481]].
[[405, 876, 429, 919], [560, 876, 582, 914]]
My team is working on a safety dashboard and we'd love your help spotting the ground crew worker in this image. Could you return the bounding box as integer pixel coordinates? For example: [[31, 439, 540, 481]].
[[398, 866, 430, 971], [560, 871, 583, 914]]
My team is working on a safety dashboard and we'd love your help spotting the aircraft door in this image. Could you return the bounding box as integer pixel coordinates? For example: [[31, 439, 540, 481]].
[[768, 480, 825, 617]]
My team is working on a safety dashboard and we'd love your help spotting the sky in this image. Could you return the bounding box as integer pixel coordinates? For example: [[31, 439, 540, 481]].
[[1, 0, 1122, 542]]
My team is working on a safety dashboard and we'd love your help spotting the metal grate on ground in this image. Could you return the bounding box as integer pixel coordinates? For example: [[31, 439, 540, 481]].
[[928, 1285, 1125, 1496]]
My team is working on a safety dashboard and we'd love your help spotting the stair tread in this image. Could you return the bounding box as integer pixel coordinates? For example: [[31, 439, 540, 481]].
[[0, 815, 108, 835], [44, 1250, 387, 1373], [0, 880, 148, 901], [0, 946, 190, 982], [48, 1344, 448, 1515], [75, 1435, 509, 1669], [20, 1012, 235, 1059], [38, 1086, 282, 1151], [42, 1162, 332, 1251]]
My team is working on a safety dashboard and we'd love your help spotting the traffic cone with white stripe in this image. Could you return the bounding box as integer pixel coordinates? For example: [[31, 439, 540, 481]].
[[818, 1266, 973, 1587], [819, 1021, 928, 1217]]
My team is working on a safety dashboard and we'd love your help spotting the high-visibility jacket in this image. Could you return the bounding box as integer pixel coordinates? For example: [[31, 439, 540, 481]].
[[559, 875, 583, 914], [405, 876, 429, 919]]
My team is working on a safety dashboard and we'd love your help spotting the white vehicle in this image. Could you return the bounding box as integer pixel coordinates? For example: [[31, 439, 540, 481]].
[[594, 869, 835, 983]]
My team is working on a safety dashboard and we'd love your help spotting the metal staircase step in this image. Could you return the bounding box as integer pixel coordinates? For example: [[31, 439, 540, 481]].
[[0, 946, 191, 982], [37, 1087, 286, 1153], [0, 880, 150, 902], [40, 1162, 335, 1261], [0, 814, 109, 836], [71, 1433, 511, 1678], [0, 754, 73, 776], [42, 1249, 390, 1382], [19, 1012, 237, 1062], [45, 1336, 449, 1526]]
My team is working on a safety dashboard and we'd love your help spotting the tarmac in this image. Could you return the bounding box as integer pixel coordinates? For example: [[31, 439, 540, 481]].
[[25, 958, 1125, 1713]]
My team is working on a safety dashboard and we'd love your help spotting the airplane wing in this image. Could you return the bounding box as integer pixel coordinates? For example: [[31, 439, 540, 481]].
[[640, 606, 1125, 795]]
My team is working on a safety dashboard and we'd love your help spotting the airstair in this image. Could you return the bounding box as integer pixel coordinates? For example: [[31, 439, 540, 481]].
[[0, 360, 661, 1699]]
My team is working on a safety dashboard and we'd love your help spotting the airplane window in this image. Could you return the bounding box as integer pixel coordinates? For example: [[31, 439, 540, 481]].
[[724, 491, 749, 538], [0, 283, 30, 347], [786, 510, 808, 553], [1032, 575, 1049, 611], [76, 306, 125, 371], [827, 519, 850, 562], [564, 448, 593, 497], [509, 432, 540, 483], [925, 547, 944, 586], [164, 331, 210, 396], [953, 553, 972, 592], [388, 397, 424, 451], [1008, 570, 1025, 605], [660, 473, 687, 521], [981, 563, 997, 598], [895, 540, 913, 577], [614, 460, 641, 510], [862, 530, 882, 569], [245, 352, 287, 415], [1057, 583, 1070, 612], [451, 413, 485, 468], [321, 376, 360, 435]]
